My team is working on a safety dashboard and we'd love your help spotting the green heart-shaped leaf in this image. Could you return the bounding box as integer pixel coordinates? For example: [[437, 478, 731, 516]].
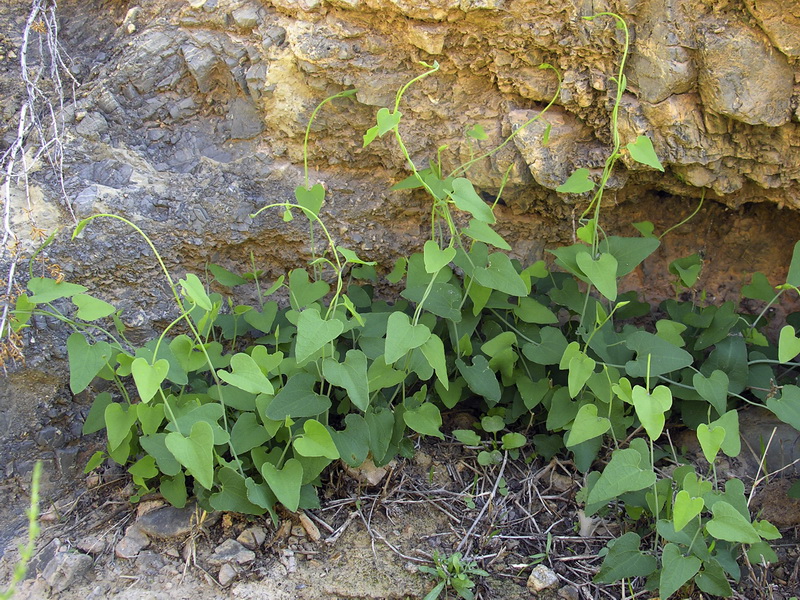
[[766, 384, 800, 429], [295, 308, 344, 364], [593, 532, 657, 584], [266, 373, 332, 420], [72, 294, 116, 321], [165, 421, 215, 490], [294, 183, 325, 217], [137, 403, 165, 436], [140, 433, 182, 476], [293, 419, 340, 459], [463, 219, 511, 250], [473, 252, 527, 296], [624, 331, 693, 378], [330, 414, 370, 467], [632, 385, 672, 441], [626, 135, 664, 172], [376, 107, 401, 135], [693, 370, 729, 415], [83, 392, 113, 435], [169, 335, 207, 373], [403, 402, 444, 439], [567, 351, 596, 398], [104, 402, 138, 451], [423, 241, 456, 274], [243, 302, 278, 334], [696, 423, 725, 463], [466, 123, 488, 140], [779, 325, 800, 363], [208, 263, 247, 287], [565, 403, 610, 447], [160, 471, 187, 508], [322, 349, 369, 412], [456, 355, 501, 404], [659, 543, 701, 599], [230, 412, 272, 454], [384, 312, 431, 364], [27, 277, 87, 303], [217, 352, 274, 395], [419, 334, 448, 390], [556, 168, 594, 194], [288, 268, 329, 309], [210, 466, 267, 515], [673, 490, 704, 532], [576, 251, 618, 301], [709, 410, 741, 457], [587, 448, 656, 506], [706, 500, 760, 544], [449, 177, 495, 223], [179, 273, 212, 311], [66, 333, 113, 394], [131, 357, 170, 403], [261, 458, 303, 512]]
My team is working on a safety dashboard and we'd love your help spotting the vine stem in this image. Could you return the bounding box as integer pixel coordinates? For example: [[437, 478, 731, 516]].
[[73, 214, 246, 477]]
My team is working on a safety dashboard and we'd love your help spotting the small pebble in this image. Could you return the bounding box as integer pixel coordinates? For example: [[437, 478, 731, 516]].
[[218, 563, 238, 586], [527, 564, 559, 593]]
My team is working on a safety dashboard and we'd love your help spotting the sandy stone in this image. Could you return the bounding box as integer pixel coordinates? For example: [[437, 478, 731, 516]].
[[697, 17, 793, 127], [42, 551, 93, 592], [115, 525, 150, 559], [527, 564, 559, 593], [218, 563, 238, 586], [208, 539, 256, 565], [236, 526, 267, 549]]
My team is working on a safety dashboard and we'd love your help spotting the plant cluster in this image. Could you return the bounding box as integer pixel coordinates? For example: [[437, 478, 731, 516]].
[[9, 13, 800, 599]]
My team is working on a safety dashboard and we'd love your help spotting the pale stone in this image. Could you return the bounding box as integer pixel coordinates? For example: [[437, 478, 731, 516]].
[[527, 564, 559, 593], [697, 17, 793, 127]]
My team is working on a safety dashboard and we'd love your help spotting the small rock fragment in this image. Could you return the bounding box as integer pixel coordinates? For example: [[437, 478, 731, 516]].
[[236, 526, 266, 549], [290, 525, 305, 538], [115, 525, 150, 559], [558, 584, 580, 600], [279, 548, 297, 573], [135, 504, 201, 539], [208, 539, 255, 565], [75, 534, 106, 555], [42, 551, 93, 592], [218, 563, 238, 586], [345, 457, 393, 486], [527, 564, 559, 593]]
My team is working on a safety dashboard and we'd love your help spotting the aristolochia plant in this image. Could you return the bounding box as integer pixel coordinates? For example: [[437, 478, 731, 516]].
[[9, 13, 799, 599]]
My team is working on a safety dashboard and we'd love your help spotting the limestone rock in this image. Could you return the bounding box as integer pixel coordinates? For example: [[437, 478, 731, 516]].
[[237, 526, 267, 549], [208, 539, 256, 565], [115, 525, 150, 559], [508, 107, 601, 193], [745, 0, 800, 58], [628, 0, 696, 104], [697, 17, 794, 127], [42, 551, 93, 593], [527, 564, 559, 593], [218, 563, 239, 586]]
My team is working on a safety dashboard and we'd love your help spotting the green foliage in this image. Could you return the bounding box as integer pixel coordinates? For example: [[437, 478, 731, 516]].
[[419, 551, 489, 600], [1, 462, 41, 600], [13, 14, 800, 599]]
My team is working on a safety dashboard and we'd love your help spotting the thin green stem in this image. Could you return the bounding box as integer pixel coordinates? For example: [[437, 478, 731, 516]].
[[660, 191, 705, 240], [74, 215, 245, 476]]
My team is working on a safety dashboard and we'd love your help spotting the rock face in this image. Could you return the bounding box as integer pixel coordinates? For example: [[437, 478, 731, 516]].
[[1, 0, 800, 461]]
